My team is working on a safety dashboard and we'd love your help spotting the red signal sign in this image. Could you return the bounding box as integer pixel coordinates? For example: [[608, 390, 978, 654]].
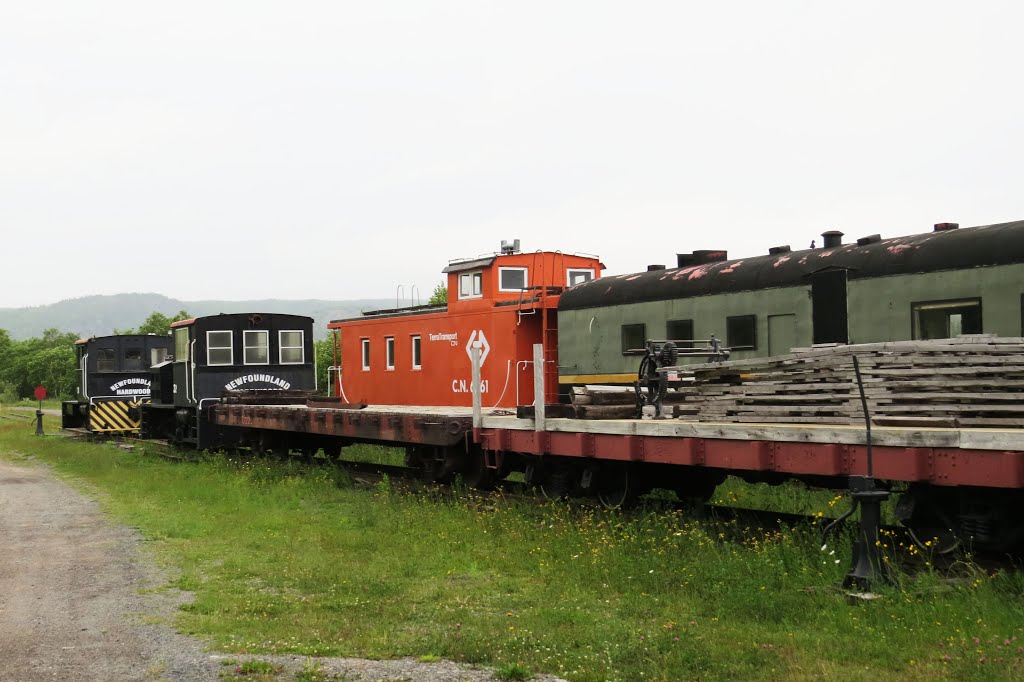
[[34, 386, 47, 401]]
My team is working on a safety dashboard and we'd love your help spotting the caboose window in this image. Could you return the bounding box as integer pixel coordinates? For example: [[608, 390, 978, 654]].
[[207, 331, 233, 366], [361, 338, 370, 370], [567, 268, 594, 287], [97, 348, 116, 372], [498, 267, 528, 292], [124, 349, 144, 371], [912, 298, 982, 340], [459, 271, 483, 299], [385, 337, 395, 370], [621, 324, 646, 354], [243, 330, 269, 365], [727, 315, 757, 350], [279, 330, 304, 364], [411, 335, 421, 369]]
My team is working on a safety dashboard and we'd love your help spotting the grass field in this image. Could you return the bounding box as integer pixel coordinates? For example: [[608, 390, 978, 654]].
[[2, 410, 1024, 681]]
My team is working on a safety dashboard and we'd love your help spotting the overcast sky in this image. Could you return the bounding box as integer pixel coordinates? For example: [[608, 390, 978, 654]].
[[2, 2, 1021, 308]]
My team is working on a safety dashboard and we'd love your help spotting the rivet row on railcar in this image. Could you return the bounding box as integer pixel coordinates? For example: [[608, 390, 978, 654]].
[[139, 313, 317, 449], [557, 220, 1024, 387], [61, 334, 173, 434]]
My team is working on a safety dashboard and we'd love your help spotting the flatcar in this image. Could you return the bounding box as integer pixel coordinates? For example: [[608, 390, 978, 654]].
[[330, 242, 603, 408], [558, 220, 1024, 386], [140, 312, 316, 449], [61, 334, 173, 434]]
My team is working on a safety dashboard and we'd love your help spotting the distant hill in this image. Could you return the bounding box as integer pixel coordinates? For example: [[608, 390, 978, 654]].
[[0, 293, 396, 340]]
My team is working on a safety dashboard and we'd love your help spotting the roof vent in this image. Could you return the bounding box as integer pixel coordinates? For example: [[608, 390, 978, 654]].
[[934, 223, 959, 232], [821, 230, 844, 248], [500, 239, 521, 254], [647, 264, 666, 271], [856, 234, 882, 246], [677, 250, 729, 267], [768, 245, 791, 255]]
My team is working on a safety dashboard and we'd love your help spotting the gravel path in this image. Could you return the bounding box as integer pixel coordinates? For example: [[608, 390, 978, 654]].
[[0, 458, 567, 682]]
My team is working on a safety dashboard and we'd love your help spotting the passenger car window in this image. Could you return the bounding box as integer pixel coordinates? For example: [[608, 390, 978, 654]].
[[726, 315, 757, 350], [621, 324, 646, 354], [913, 299, 981, 339]]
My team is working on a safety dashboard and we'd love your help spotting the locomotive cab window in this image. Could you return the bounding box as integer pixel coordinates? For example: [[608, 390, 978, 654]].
[[279, 330, 304, 364], [207, 331, 233, 366], [621, 323, 646, 354], [385, 336, 395, 370], [124, 348, 144, 371], [727, 315, 757, 350], [666, 319, 694, 348], [459, 271, 483, 299], [567, 268, 594, 287], [243, 330, 269, 365], [912, 298, 982, 340], [411, 335, 421, 369], [174, 328, 189, 362], [498, 267, 528, 292], [361, 338, 370, 370], [151, 348, 168, 367], [96, 348, 116, 372]]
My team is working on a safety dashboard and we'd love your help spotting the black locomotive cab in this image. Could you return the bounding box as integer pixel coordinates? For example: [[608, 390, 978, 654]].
[[139, 312, 316, 448], [61, 334, 173, 433]]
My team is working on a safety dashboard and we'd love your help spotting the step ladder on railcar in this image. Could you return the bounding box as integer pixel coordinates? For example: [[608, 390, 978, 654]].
[[517, 250, 565, 404]]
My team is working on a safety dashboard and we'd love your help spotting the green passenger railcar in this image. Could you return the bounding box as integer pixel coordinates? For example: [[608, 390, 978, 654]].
[[557, 220, 1024, 386]]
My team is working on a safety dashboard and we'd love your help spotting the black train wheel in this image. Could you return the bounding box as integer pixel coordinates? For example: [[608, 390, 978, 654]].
[[597, 462, 638, 509], [538, 461, 576, 501]]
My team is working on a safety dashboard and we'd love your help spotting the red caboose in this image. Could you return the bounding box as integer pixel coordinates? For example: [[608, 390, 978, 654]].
[[329, 243, 603, 408]]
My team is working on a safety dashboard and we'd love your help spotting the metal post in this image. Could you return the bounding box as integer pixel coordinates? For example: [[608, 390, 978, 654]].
[[35, 404, 44, 436], [844, 355, 892, 589], [533, 343, 545, 432], [471, 343, 482, 429]]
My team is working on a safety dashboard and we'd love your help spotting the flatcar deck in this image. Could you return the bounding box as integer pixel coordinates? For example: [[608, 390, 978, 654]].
[[210, 403, 1024, 489]]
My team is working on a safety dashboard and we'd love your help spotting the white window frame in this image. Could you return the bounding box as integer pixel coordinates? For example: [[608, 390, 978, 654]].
[[385, 336, 395, 370], [278, 329, 305, 365], [206, 330, 234, 366], [361, 338, 370, 371], [498, 266, 529, 293], [243, 330, 270, 366], [567, 268, 595, 287], [458, 271, 483, 299], [411, 335, 421, 370]]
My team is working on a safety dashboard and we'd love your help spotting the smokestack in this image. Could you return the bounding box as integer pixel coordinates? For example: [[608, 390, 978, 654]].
[[821, 230, 844, 248], [934, 223, 959, 232]]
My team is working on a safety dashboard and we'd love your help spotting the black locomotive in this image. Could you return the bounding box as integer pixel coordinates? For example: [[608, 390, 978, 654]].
[[61, 334, 173, 433], [140, 312, 316, 449]]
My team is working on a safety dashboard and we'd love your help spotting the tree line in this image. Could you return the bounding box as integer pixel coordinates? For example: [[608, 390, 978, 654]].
[[0, 310, 337, 401]]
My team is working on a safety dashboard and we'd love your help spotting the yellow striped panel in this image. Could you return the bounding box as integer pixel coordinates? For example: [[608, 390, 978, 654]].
[[88, 400, 143, 433], [558, 373, 636, 385]]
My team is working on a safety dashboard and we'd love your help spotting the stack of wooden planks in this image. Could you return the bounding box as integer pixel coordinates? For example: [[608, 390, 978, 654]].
[[652, 336, 1024, 427], [563, 336, 1024, 426]]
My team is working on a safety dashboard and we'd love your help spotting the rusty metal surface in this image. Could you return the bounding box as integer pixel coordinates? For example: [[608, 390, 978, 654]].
[[210, 404, 471, 447]]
